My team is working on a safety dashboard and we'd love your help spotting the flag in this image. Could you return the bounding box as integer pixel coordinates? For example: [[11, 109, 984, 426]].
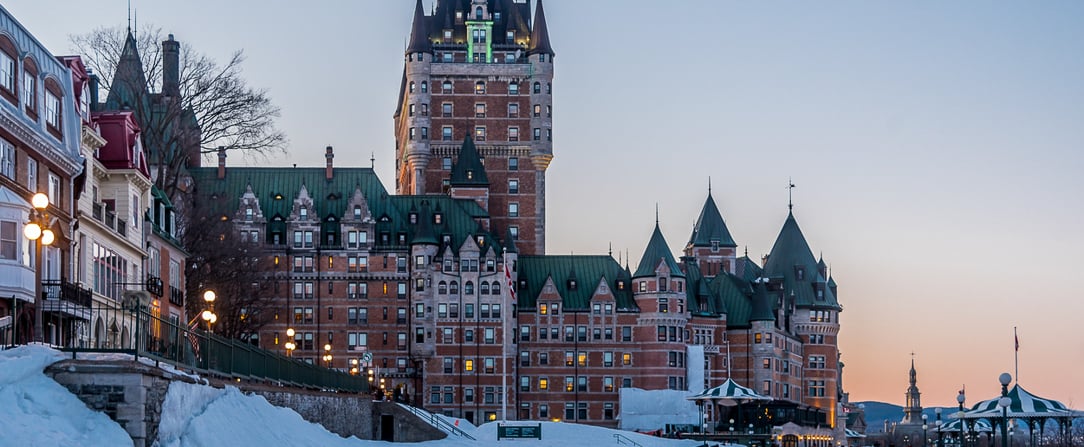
[[504, 257, 516, 301], [187, 319, 201, 360], [1014, 333, 1019, 352]]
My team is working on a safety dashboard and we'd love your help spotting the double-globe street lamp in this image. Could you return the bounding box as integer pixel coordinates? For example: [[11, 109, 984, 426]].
[[322, 343, 333, 368], [23, 193, 54, 343], [922, 413, 929, 447], [998, 373, 1013, 447], [284, 327, 296, 357], [201, 290, 218, 331], [936, 407, 944, 447]]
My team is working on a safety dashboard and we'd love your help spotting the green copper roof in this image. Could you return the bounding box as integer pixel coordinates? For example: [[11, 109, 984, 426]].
[[450, 135, 489, 186], [517, 255, 636, 311], [633, 223, 685, 279], [503, 227, 519, 254], [688, 192, 737, 248], [684, 261, 726, 316], [763, 212, 840, 310], [105, 31, 149, 111], [708, 273, 755, 328], [748, 282, 776, 322]]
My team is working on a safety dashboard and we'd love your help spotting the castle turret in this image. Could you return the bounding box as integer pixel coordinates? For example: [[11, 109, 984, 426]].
[[685, 188, 738, 277]]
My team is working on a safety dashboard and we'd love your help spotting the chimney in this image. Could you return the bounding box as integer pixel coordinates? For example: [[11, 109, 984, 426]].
[[162, 34, 180, 98], [88, 70, 100, 112], [325, 146, 334, 180], [217, 147, 227, 179]]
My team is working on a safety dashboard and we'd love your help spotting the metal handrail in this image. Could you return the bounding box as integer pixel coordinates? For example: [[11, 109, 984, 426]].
[[397, 403, 476, 440], [613, 433, 643, 447]]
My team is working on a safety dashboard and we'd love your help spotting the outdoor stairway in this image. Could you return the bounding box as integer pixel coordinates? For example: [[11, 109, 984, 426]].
[[613, 433, 643, 447], [396, 403, 476, 440]]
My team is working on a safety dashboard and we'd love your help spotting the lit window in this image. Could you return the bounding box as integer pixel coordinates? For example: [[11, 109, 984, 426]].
[[475, 81, 486, 94], [475, 126, 486, 141]]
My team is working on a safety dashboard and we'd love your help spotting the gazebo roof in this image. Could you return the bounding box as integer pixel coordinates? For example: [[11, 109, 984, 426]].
[[960, 384, 1075, 419], [938, 418, 993, 433], [687, 378, 771, 405]]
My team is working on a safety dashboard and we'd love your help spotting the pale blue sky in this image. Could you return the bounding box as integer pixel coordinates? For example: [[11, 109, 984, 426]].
[[6, 0, 1083, 406]]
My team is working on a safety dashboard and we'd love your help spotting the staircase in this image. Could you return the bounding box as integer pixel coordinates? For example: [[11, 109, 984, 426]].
[[396, 403, 476, 440], [613, 433, 643, 446]]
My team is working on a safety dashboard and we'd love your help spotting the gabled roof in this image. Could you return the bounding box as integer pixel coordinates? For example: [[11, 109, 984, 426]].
[[684, 260, 725, 316], [518, 255, 636, 311], [105, 31, 149, 111], [688, 192, 737, 248], [633, 223, 685, 279], [450, 135, 489, 186], [406, 0, 433, 54], [527, 0, 555, 56]]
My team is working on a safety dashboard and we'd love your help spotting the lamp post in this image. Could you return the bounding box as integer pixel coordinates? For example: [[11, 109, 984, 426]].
[[284, 327, 296, 357], [349, 358, 359, 375], [936, 408, 943, 447], [201, 290, 218, 332], [957, 390, 967, 447], [998, 373, 1012, 447], [322, 343, 333, 368], [921, 413, 928, 447], [24, 193, 54, 344]]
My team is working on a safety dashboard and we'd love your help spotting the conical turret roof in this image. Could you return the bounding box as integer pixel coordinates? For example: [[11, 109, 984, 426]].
[[105, 30, 149, 111], [633, 223, 685, 279], [688, 191, 737, 248], [450, 135, 489, 186], [527, 0, 555, 56], [406, 0, 433, 55], [764, 212, 818, 277]]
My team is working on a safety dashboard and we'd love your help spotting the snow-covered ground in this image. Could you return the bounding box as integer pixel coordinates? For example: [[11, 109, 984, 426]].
[[0, 346, 713, 446]]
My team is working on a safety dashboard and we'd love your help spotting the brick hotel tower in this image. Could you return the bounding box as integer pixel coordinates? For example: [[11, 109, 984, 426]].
[[394, 0, 555, 255]]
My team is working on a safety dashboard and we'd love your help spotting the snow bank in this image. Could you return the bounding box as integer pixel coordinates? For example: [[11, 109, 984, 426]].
[[0, 345, 131, 446], [619, 387, 701, 431]]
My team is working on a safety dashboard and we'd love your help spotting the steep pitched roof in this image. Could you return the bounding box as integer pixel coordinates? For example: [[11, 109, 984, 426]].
[[633, 223, 685, 279], [527, 0, 555, 56], [405, 0, 433, 54], [763, 212, 840, 310], [684, 260, 725, 316], [748, 281, 776, 322], [450, 135, 489, 186], [105, 31, 149, 111], [517, 255, 636, 311], [503, 227, 519, 254], [688, 192, 737, 248]]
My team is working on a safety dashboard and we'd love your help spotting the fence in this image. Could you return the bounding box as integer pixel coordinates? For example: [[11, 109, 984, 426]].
[[58, 300, 368, 393]]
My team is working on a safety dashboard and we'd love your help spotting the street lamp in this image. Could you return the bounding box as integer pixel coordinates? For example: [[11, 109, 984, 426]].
[[284, 327, 296, 357], [200, 290, 218, 332], [923, 413, 929, 447], [322, 343, 333, 367], [350, 358, 359, 375], [957, 390, 968, 447], [936, 408, 943, 447], [998, 372, 1012, 447], [24, 192, 54, 343]]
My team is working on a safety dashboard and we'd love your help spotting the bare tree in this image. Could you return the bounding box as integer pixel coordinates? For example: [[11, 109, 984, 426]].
[[182, 209, 275, 342], [71, 24, 286, 198]]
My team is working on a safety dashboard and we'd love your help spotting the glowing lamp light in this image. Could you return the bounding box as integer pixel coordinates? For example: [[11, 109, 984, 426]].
[[40, 229, 55, 246], [203, 290, 216, 303], [202, 310, 214, 321], [23, 222, 41, 240], [31, 193, 49, 209]]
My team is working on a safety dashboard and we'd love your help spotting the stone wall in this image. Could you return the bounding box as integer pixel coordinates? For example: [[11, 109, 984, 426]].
[[253, 389, 373, 440]]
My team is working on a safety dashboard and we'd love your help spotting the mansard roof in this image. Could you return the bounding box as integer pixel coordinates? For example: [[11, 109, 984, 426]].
[[517, 255, 636, 311], [633, 223, 684, 279], [450, 135, 489, 186], [688, 191, 737, 248], [420, 0, 532, 49]]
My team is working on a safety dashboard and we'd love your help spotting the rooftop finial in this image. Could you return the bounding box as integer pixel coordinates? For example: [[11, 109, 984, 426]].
[[127, 0, 132, 32], [655, 203, 659, 225], [787, 177, 796, 211], [708, 176, 712, 194], [608, 242, 613, 257], [370, 152, 375, 169]]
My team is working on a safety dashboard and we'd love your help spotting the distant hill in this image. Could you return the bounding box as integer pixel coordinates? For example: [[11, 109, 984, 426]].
[[855, 402, 960, 433]]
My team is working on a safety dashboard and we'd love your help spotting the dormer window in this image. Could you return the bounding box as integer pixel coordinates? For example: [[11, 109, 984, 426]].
[[796, 267, 805, 281], [434, 213, 442, 225], [475, 6, 483, 20], [711, 240, 720, 252], [444, 30, 452, 41], [22, 62, 36, 115], [409, 213, 417, 224], [506, 31, 515, 43], [616, 280, 625, 291], [245, 207, 253, 221], [658, 277, 667, 292], [466, 170, 474, 180], [568, 279, 577, 291], [299, 207, 308, 220]]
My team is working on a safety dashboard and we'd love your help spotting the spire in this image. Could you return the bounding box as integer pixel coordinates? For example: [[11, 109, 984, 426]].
[[688, 190, 737, 248], [449, 135, 490, 186], [633, 222, 684, 279], [527, 0, 555, 56], [105, 30, 149, 111], [406, 0, 433, 55]]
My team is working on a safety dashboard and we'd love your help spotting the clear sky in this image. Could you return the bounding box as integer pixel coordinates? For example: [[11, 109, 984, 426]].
[[6, 0, 1083, 408]]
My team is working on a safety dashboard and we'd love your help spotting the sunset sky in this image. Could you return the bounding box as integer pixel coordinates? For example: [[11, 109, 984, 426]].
[[6, 0, 1082, 408]]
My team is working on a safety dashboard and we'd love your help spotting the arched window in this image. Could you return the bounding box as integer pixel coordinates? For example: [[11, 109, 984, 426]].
[[421, 81, 428, 93], [409, 81, 415, 93], [0, 36, 17, 103], [475, 6, 483, 20], [21, 57, 37, 115], [450, 281, 460, 294], [43, 77, 63, 139], [465, 281, 475, 295], [533, 82, 540, 94], [479, 281, 489, 295], [491, 282, 500, 295], [438, 281, 447, 294]]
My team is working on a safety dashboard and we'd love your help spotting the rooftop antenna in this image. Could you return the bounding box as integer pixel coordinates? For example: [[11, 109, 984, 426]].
[[787, 177, 796, 211]]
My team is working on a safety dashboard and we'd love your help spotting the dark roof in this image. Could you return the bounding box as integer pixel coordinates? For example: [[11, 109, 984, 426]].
[[688, 192, 737, 248], [763, 212, 840, 310], [503, 227, 519, 254], [518, 255, 636, 311], [105, 31, 149, 111], [425, 0, 531, 48], [709, 272, 756, 328], [748, 282, 776, 322], [633, 223, 685, 279], [527, 0, 555, 56], [406, 0, 433, 54], [450, 135, 489, 186], [684, 260, 726, 316]]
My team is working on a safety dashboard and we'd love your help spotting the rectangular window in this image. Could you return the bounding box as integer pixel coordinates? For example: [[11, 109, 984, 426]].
[[0, 139, 14, 180], [0, 53, 13, 92], [442, 126, 453, 141], [0, 221, 17, 260], [474, 126, 486, 141], [475, 103, 486, 118], [509, 157, 518, 171], [508, 103, 518, 117], [508, 203, 519, 217], [508, 127, 519, 142], [533, 128, 541, 141]]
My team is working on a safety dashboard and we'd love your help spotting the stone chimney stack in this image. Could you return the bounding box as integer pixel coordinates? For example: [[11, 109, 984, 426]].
[[217, 147, 227, 179], [88, 70, 100, 112], [325, 146, 334, 180], [163, 34, 180, 98]]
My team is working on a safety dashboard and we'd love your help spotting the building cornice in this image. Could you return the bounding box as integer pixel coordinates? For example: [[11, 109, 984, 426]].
[[0, 107, 82, 175]]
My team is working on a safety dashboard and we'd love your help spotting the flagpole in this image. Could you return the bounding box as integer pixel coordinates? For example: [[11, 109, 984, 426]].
[[502, 252, 508, 422]]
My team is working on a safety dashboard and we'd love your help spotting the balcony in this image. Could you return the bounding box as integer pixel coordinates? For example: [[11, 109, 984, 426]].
[[41, 279, 92, 320], [169, 288, 184, 306], [90, 202, 128, 237]]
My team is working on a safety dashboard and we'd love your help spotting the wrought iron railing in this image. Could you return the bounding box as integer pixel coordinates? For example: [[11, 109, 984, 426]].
[[60, 300, 368, 393]]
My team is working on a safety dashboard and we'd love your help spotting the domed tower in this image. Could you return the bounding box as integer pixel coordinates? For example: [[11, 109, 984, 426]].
[[631, 219, 690, 391]]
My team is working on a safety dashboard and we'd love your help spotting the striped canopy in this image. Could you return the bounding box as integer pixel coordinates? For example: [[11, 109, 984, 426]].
[[686, 378, 772, 406], [938, 419, 993, 433], [960, 384, 1074, 419]]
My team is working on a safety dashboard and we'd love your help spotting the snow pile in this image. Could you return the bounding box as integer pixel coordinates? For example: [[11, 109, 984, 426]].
[[156, 382, 364, 447], [0, 345, 131, 446], [619, 387, 701, 431]]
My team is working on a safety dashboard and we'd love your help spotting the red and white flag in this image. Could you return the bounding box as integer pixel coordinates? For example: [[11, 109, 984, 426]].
[[504, 257, 516, 301]]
